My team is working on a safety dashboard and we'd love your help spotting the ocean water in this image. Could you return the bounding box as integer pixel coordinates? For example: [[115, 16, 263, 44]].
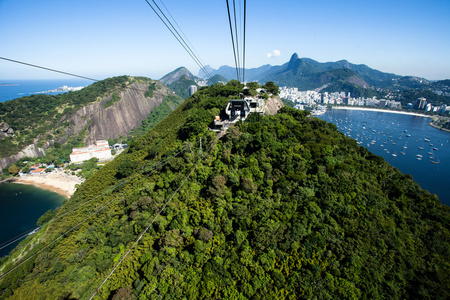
[[317, 109, 450, 206], [0, 183, 64, 257], [0, 79, 93, 103]]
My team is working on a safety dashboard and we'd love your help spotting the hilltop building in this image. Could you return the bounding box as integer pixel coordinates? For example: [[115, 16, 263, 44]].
[[70, 140, 112, 163]]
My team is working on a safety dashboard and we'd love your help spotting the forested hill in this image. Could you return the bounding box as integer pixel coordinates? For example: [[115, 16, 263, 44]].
[[0, 76, 184, 172], [1, 81, 449, 299]]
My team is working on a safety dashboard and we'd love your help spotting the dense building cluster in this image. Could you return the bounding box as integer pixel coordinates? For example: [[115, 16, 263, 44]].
[[280, 86, 450, 114], [406, 97, 450, 113], [279, 87, 402, 108]]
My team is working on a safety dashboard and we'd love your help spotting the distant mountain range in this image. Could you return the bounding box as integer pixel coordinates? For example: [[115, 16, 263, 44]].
[[197, 53, 448, 94], [159, 55, 449, 102]]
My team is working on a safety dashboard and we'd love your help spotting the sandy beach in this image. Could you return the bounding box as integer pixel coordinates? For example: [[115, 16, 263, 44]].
[[331, 106, 431, 118], [10, 172, 84, 198]]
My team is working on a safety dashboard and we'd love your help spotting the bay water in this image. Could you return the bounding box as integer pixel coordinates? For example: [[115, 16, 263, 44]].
[[0, 183, 64, 257], [317, 108, 450, 206]]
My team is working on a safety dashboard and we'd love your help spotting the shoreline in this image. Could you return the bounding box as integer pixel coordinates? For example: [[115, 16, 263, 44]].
[[1, 172, 83, 198], [429, 121, 450, 133], [331, 106, 431, 118]]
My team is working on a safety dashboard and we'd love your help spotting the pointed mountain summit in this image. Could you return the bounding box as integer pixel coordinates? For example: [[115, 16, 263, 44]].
[[160, 67, 202, 98], [287, 53, 300, 70], [160, 67, 197, 86]]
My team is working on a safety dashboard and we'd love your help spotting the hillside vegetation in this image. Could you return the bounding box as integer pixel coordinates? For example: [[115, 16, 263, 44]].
[[0, 81, 449, 299]]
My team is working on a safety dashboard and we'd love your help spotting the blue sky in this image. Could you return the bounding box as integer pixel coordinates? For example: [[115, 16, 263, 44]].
[[0, 0, 449, 81]]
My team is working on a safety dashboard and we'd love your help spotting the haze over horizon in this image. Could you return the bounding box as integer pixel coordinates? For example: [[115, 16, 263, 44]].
[[1, 0, 449, 81]]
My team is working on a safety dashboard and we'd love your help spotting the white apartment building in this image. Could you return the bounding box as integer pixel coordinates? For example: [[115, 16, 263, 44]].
[[70, 140, 112, 163]]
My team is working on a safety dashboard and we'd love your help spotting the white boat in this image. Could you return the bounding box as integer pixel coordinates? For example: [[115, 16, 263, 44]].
[[430, 157, 440, 164]]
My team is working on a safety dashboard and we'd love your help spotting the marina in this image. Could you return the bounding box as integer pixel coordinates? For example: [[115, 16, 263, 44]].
[[317, 108, 450, 206]]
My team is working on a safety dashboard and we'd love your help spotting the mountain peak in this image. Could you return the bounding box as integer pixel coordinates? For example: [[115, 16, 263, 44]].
[[289, 53, 299, 64], [287, 53, 300, 70], [160, 67, 195, 85]]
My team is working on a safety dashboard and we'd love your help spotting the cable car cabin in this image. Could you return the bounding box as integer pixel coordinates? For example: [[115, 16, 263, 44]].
[[211, 97, 266, 132], [226, 100, 251, 122]]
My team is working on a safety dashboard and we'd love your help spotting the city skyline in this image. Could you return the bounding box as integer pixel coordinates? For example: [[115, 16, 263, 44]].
[[1, 0, 449, 81]]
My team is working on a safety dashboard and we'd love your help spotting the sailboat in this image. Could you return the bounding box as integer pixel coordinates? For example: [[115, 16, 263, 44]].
[[430, 152, 440, 164], [430, 157, 440, 164]]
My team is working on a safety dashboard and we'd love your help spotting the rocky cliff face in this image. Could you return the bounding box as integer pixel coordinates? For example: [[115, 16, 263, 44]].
[[0, 143, 46, 171], [0, 122, 14, 139], [63, 81, 173, 145], [265, 96, 284, 115]]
